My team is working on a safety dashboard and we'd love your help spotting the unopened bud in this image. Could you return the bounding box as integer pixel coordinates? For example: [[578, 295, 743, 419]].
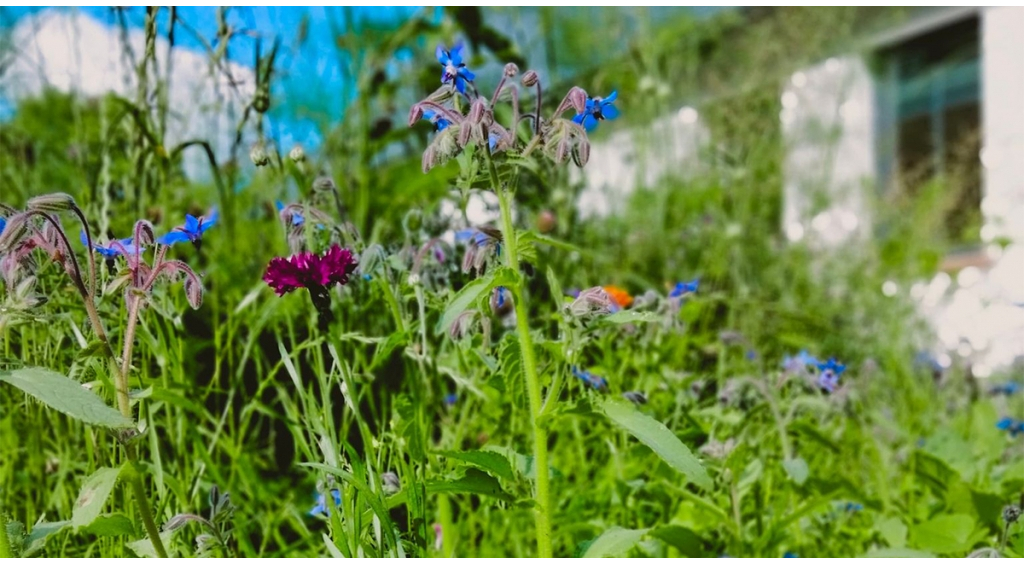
[[1005, 505, 1022, 524], [537, 210, 556, 234], [289, 145, 306, 163], [568, 87, 588, 115], [490, 286, 514, 318], [572, 138, 591, 167], [408, 104, 424, 127], [521, 70, 539, 88], [26, 193, 77, 213], [250, 143, 270, 167], [381, 472, 401, 495], [503, 62, 519, 78]]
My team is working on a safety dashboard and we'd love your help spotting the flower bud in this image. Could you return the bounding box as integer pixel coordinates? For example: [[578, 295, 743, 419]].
[[503, 62, 519, 77], [289, 145, 306, 163], [572, 138, 590, 167], [537, 210, 556, 234], [408, 104, 425, 127], [490, 286, 514, 318], [521, 70, 539, 88], [568, 87, 588, 115], [381, 472, 401, 495], [312, 176, 337, 194], [26, 193, 76, 213], [250, 143, 270, 167], [567, 286, 613, 317], [0, 213, 29, 252]]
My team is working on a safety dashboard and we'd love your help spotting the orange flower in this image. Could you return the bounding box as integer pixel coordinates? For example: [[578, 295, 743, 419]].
[[603, 285, 633, 309]]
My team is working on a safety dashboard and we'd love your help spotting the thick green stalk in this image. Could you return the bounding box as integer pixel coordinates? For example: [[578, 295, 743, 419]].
[[488, 151, 553, 557]]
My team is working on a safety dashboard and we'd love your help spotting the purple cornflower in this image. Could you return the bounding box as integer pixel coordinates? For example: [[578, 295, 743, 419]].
[[571, 366, 608, 392], [421, 110, 451, 132], [669, 278, 699, 298], [309, 488, 342, 517], [263, 244, 357, 297], [158, 211, 217, 249], [572, 91, 620, 132], [436, 42, 475, 94]]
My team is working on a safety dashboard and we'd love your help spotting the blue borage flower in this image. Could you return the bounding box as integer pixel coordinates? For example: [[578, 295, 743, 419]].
[[436, 42, 476, 94], [0, 217, 6, 235], [79, 230, 140, 258], [572, 91, 620, 132], [783, 350, 818, 372], [839, 501, 863, 512], [310, 488, 342, 517], [669, 278, 699, 298], [990, 381, 1020, 396], [444, 392, 458, 406], [783, 552, 799, 558], [571, 366, 608, 392], [275, 201, 304, 226], [158, 211, 217, 248], [997, 417, 1024, 437], [815, 357, 845, 394], [421, 110, 451, 132]]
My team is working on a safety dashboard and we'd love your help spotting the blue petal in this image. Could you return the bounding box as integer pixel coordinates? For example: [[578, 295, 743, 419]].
[[603, 90, 618, 103], [459, 68, 475, 82], [601, 103, 620, 121], [422, 110, 436, 121], [0, 217, 7, 234], [79, 230, 90, 247], [572, 113, 586, 125], [275, 200, 286, 212], [158, 231, 190, 246], [449, 42, 464, 65], [436, 44, 448, 65], [582, 114, 599, 132], [200, 216, 217, 233], [455, 77, 466, 94], [436, 118, 450, 131], [184, 214, 200, 233]]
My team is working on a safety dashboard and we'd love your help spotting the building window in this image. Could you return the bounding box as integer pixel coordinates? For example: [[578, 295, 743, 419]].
[[876, 15, 982, 246]]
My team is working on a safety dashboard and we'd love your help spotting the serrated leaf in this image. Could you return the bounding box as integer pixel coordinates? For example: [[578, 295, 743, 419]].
[[0, 367, 133, 429], [83, 513, 134, 537], [439, 450, 515, 481], [782, 457, 809, 485], [23, 520, 69, 557], [582, 527, 649, 557], [602, 311, 661, 324], [599, 398, 712, 490], [435, 268, 515, 336], [72, 467, 123, 531]]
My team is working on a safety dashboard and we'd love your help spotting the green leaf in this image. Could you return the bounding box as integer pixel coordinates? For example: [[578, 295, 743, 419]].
[[22, 520, 69, 557], [649, 525, 703, 557], [876, 517, 908, 548], [782, 457, 809, 485], [598, 398, 713, 490], [83, 513, 134, 537], [426, 468, 513, 502], [435, 268, 515, 336], [909, 514, 976, 554], [439, 450, 515, 481], [582, 527, 650, 557], [860, 548, 935, 558], [370, 331, 408, 370], [602, 311, 661, 324], [126, 532, 174, 558], [72, 466, 123, 531], [0, 367, 133, 429]]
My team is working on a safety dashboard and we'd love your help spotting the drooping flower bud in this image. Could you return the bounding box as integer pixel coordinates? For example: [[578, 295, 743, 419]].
[[26, 193, 77, 213], [521, 70, 539, 88], [503, 62, 519, 78], [289, 145, 306, 163], [250, 143, 270, 167]]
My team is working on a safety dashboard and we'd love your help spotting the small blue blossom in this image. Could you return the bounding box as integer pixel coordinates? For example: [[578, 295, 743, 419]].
[[571, 366, 608, 392], [572, 91, 620, 132], [815, 358, 845, 394], [158, 211, 217, 248], [990, 381, 1021, 396], [80, 230, 139, 258], [842, 502, 864, 512], [276, 201, 304, 226], [436, 42, 475, 94], [309, 488, 342, 518], [997, 417, 1024, 437], [669, 278, 699, 298], [0, 217, 6, 235], [421, 110, 451, 132], [783, 552, 799, 558], [444, 393, 458, 406], [783, 350, 818, 372]]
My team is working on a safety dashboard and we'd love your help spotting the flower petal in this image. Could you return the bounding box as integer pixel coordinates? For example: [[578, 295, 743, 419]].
[[601, 103, 620, 121], [158, 231, 191, 246], [184, 214, 200, 233], [436, 44, 448, 65], [603, 90, 618, 103]]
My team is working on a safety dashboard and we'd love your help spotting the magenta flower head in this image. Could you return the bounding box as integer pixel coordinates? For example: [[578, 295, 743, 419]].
[[263, 244, 358, 329]]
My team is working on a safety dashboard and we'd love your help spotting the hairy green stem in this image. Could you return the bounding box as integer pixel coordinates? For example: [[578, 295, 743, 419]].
[[126, 461, 168, 558], [486, 147, 553, 557], [0, 512, 13, 558]]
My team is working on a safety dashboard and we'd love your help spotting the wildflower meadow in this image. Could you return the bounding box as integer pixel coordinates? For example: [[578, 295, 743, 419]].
[[0, 6, 1022, 558]]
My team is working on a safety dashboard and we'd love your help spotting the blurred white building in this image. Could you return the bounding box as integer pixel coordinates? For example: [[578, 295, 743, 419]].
[[3, 9, 255, 179], [580, 7, 1024, 373]]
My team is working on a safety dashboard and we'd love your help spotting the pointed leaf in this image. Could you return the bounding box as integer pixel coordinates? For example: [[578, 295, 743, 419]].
[[23, 520, 69, 557], [72, 466, 123, 531], [582, 527, 650, 557], [0, 367, 133, 429], [599, 398, 712, 490], [435, 267, 515, 336], [438, 450, 515, 481], [83, 513, 134, 537]]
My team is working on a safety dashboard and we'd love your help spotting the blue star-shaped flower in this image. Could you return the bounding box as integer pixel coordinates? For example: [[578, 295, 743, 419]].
[[444, 393, 458, 406], [79, 230, 140, 258], [997, 417, 1024, 437], [816, 358, 846, 375], [309, 488, 342, 518], [0, 217, 6, 235], [436, 42, 475, 94], [572, 91, 620, 132], [571, 366, 608, 392], [669, 278, 699, 298], [421, 110, 451, 132], [276, 201, 304, 226], [158, 211, 217, 248]]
